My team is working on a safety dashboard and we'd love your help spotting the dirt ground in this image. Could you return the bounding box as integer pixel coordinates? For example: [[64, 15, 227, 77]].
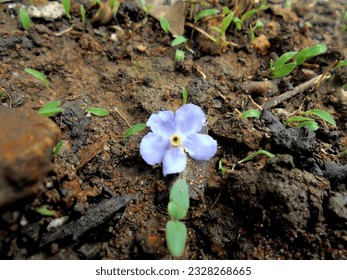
[[0, 0, 346, 259]]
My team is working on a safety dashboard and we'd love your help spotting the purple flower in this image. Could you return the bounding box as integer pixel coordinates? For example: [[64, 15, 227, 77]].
[[140, 104, 217, 176]]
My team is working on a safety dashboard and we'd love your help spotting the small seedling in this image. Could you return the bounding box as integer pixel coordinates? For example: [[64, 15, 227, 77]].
[[160, 16, 170, 33], [80, 4, 86, 24], [171, 36, 188, 47], [86, 107, 110, 117], [238, 149, 275, 164], [38, 101, 64, 117], [218, 159, 227, 175], [241, 109, 261, 119], [270, 44, 327, 78], [336, 59, 347, 69], [124, 123, 146, 140], [35, 205, 56, 216], [285, 109, 336, 131], [62, 0, 71, 19], [194, 8, 220, 23], [139, 0, 152, 16], [337, 150, 347, 157], [166, 179, 189, 257], [175, 49, 185, 62], [25, 68, 49, 88], [53, 140, 63, 155], [182, 87, 188, 104], [19, 6, 30, 30], [250, 19, 264, 43]]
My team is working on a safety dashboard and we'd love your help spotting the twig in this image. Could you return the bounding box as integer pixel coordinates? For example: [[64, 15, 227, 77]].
[[262, 73, 330, 110], [1, 88, 12, 107], [54, 25, 74, 36], [113, 106, 131, 127]]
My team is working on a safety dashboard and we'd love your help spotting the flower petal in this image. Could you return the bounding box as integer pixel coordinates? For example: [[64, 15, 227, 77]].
[[162, 147, 187, 176], [175, 104, 206, 135], [183, 133, 217, 161], [147, 110, 176, 138], [140, 132, 170, 165]]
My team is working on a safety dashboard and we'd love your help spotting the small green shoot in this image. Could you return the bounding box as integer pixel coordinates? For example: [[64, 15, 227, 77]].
[[124, 123, 146, 140], [175, 50, 185, 62], [171, 36, 188, 47], [80, 4, 86, 24], [53, 140, 63, 155], [250, 19, 264, 43], [160, 16, 170, 33], [241, 109, 261, 119], [86, 107, 110, 117], [336, 60, 347, 69], [194, 8, 220, 23], [218, 159, 226, 175], [337, 150, 347, 157], [182, 87, 188, 104], [25, 68, 49, 88], [38, 101, 64, 117], [238, 149, 275, 164], [303, 109, 336, 127], [35, 206, 56, 217], [19, 6, 30, 30], [62, 0, 71, 20], [295, 120, 319, 131], [166, 179, 189, 257], [139, 0, 152, 16], [270, 44, 327, 78]]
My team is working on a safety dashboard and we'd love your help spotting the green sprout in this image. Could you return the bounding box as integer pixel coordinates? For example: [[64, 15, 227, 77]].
[[139, 0, 152, 16], [285, 109, 336, 131], [86, 107, 110, 117], [25, 68, 49, 88], [270, 44, 327, 78], [53, 140, 63, 155], [241, 109, 261, 119], [62, 0, 71, 20], [171, 36, 188, 47], [35, 205, 56, 217], [250, 19, 264, 43], [218, 159, 227, 175], [19, 6, 30, 30], [233, 1, 268, 31], [175, 50, 185, 62], [337, 150, 347, 157], [166, 179, 189, 257], [38, 101, 64, 117], [238, 149, 275, 164], [160, 16, 170, 34], [194, 8, 220, 23], [182, 87, 188, 105], [80, 4, 86, 24], [123, 123, 146, 140], [110, 0, 120, 19]]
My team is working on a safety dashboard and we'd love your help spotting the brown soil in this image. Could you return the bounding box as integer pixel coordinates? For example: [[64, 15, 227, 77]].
[[0, 0, 346, 259]]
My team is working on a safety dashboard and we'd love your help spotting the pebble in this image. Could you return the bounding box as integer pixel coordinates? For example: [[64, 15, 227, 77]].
[[0, 106, 61, 207]]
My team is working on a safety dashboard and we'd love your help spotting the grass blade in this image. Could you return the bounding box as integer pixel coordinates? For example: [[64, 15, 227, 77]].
[[124, 123, 146, 139]]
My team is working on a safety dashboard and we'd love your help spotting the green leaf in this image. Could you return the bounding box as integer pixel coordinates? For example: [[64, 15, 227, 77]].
[[175, 49, 185, 62], [336, 60, 347, 69], [166, 220, 187, 257], [337, 150, 347, 157], [86, 107, 110, 116], [294, 44, 327, 65], [271, 62, 297, 78], [168, 179, 189, 220], [194, 8, 220, 23], [233, 17, 242, 30], [241, 109, 261, 119], [285, 116, 314, 126], [160, 16, 170, 33], [218, 159, 226, 175], [123, 123, 146, 139], [80, 4, 86, 23], [295, 120, 319, 131], [53, 140, 63, 155], [240, 9, 257, 24], [35, 206, 56, 216], [62, 0, 71, 19], [171, 36, 187, 47], [273, 51, 298, 69], [304, 109, 336, 127], [19, 6, 30, 30], [222, 7, 230, 15], [221, 11, 235, 35], [238, 149, 275, 164], [25, 68, 49, 88], [182, 87, 188, 104], [38, 101, 64, 117]]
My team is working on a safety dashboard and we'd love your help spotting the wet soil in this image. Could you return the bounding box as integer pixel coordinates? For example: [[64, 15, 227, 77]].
[[0, 0, 346, 259]]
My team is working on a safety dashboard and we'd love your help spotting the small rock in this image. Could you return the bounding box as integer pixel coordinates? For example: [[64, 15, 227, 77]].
[[0, 106, 61, 207], [27, 2, 65, 21], [328, 192, 347, 221], [241, 80, 279, 96]]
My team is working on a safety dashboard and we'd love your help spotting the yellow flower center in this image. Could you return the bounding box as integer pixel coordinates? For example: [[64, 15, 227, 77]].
[[170, 133, 182, 147]]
